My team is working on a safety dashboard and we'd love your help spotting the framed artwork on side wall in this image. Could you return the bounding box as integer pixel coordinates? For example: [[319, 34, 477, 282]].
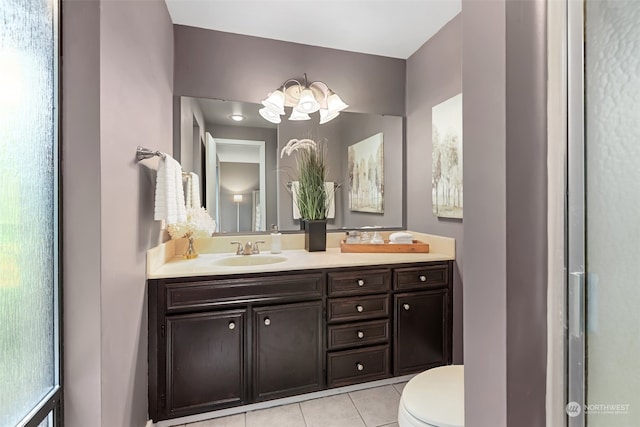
[[432, 93, 463, 219]]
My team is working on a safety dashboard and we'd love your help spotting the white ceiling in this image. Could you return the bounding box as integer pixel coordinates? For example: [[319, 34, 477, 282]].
[[164, 0, 461, 59]]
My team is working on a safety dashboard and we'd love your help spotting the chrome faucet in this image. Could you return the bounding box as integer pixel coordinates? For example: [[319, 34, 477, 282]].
[[231, 241, 265, 255]]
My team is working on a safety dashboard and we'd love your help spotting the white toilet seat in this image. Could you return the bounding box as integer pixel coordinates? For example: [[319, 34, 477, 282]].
[[398, 365, 464, 427]]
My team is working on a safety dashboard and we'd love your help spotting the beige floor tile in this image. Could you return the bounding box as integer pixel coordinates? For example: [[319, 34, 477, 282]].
[[185, 413, 245, 427], [300, 394, 366, 427], [380, 423, 399, 427], [392, 382, 407, 395], [246, 403, 307, 427], [349, 385, 401, 427]]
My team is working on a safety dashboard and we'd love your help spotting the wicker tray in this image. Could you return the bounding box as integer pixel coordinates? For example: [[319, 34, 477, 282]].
[[340, 240, 429, 253]]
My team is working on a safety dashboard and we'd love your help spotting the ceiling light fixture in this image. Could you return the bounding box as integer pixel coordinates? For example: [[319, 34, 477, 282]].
[[259, 73, 348, 125], [230, 114, 245, 122]]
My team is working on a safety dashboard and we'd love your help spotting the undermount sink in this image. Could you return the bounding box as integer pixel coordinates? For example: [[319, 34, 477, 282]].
[[212, 255, 288, 267]]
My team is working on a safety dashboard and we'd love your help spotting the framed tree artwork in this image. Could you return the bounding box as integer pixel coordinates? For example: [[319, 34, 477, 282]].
[[348, 133, 384, 213], [432, 93, 463, 219]]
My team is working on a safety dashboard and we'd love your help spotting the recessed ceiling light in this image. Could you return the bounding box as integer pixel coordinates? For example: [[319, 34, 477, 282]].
[[230, 114, 245, 122]]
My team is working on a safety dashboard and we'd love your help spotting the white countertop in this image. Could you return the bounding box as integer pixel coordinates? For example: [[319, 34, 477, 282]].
[[147, 231, 455, 279], [148, 248, 454, 279]]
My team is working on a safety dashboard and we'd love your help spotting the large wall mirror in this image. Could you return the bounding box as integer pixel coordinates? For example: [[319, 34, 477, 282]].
[[175, 96, 404, 234]]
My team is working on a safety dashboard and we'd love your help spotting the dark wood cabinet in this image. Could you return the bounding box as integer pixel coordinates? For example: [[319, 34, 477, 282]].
[[326, 268, 392, 388], [253, 301, 323, 401], [148, 260, 453, 422], [149, 271, 325, 421], [166, 310, 246, 416], [393, 290, 449, 376], [392, 262, 452, 376]]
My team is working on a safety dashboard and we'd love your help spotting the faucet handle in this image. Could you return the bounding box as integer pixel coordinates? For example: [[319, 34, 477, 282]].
[[243, 241, 253, 255], [230, 241, 243, 255], [253, 241, 265, 254]]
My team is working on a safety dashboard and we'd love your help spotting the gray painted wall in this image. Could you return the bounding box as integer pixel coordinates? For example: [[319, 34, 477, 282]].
[[173, 25, 406, 116], [462, 1, 508, 424], [62, 0, 102, 425], [505, 0, 547, 425], [406, 14, 463, 363], [63, 0, 174, 426], [462, 1, 547, 426]]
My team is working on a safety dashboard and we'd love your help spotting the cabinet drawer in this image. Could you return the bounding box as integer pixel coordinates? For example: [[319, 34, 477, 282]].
[[328, 269, 391, 297], [328, 319, 389, 350], [327, 345, 390, 388], [165, 273, 324, 311], [327, 295, 389, 323], [394, 264, 449, 291]]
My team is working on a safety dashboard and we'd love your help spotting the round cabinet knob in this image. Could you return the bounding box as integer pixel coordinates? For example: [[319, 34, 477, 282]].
[[228, 322, 236, 330], [356, 363, 364, 371], [356, 305, 364, 313], [357, 331, 365, 339], [403, 303, 410, 311], [357, 279, 365, 287], [419, 275, 427, 282], [264, 318, 271, 326]]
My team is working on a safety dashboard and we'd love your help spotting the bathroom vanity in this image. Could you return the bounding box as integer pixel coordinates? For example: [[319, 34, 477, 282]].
[[147, 235, 454, 422]]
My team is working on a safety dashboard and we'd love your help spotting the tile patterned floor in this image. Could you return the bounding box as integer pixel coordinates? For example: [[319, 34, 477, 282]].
[[177, 383, 407, 427]]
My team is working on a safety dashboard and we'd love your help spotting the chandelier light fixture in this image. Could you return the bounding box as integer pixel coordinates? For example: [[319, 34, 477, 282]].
[[259, 73, 349, 125]]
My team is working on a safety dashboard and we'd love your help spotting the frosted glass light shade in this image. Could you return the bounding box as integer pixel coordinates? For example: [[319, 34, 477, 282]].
[[326, 92, 349, 114], [295, 88, 321, 113], [289, 108, 311, 121], [319, 108, 340, 124], [259, 107, 282, 124], [233, 194, 243, 203], [261, 90, 285, 115]]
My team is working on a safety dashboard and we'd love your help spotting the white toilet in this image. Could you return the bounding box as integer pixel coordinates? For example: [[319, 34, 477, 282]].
[[398, 365, 464, 427]]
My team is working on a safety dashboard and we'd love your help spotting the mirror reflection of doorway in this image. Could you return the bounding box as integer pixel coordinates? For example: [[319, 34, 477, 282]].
[[206, 138, 266, 233]]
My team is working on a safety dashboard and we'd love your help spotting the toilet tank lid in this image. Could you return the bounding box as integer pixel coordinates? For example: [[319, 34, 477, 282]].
[[401, 365, 464, 427]]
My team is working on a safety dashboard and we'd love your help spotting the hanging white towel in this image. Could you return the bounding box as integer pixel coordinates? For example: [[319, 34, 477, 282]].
[[291, 181, 302, 220], [154, 155, 187, 225], [325, 182, 336, 219], [291, 181, 336, 220], [185, 172, 201, 209]]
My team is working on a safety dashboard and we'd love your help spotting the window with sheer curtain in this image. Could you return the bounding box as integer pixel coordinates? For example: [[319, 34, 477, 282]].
[[0, 0, 61, 425]]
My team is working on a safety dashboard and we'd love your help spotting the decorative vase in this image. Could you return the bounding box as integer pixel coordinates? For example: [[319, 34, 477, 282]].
[[184, 235, 198, 259], [303, 219, 327, 252]]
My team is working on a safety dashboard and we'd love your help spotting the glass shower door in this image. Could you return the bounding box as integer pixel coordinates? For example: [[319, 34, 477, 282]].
[[0, 0, 61, 425], [568, 1, 640, 426]]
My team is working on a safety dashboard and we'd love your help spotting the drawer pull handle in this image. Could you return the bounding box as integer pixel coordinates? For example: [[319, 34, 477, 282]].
[[419, 275, 427, 282], [264, 318, 271, 326], [357, 331, 365, 339], [357, 279, 365, 287], [356, 363, 364, 371], [403, 303, 410, 311], [356, 305, 364, 313], [228, 322, 236, 330]]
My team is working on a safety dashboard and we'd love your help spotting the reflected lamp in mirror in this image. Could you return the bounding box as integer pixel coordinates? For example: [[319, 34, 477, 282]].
[[233, 194, 243, 233], [259, 73, 348, 125]]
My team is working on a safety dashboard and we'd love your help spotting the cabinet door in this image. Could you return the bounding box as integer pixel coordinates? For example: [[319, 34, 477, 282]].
[[394, 290, 449, 376], [253, 301, 323, 401], [166, 310, 246, 417]]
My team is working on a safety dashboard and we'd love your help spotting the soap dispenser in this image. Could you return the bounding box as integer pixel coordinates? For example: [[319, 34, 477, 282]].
[[270, 224, 282, 254]]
